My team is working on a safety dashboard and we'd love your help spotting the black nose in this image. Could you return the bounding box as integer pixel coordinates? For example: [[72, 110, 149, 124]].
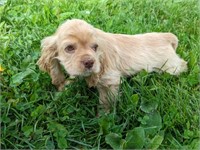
[[83, 60, 94, 69]]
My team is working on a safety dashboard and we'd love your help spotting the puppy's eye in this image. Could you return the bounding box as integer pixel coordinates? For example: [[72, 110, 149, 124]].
[[91, 44, 98, 52], [65, 45, 75, 53]]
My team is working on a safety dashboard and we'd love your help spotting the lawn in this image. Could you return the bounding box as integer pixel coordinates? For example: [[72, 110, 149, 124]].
[[0, 0, 199, 149]]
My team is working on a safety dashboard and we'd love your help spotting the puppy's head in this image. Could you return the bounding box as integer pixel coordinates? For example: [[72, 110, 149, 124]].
[[39, 19, 101, 77]]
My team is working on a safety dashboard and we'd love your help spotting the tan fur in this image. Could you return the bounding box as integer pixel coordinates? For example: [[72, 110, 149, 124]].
[[37, 19, 187, 112]]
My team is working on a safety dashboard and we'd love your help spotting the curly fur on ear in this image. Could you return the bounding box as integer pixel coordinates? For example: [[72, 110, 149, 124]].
[[37, 35, 66, 90], [37, 36, 57, 72]]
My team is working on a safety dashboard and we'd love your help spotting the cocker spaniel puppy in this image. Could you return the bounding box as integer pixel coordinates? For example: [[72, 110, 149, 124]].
[[37, 19, 187, 112]]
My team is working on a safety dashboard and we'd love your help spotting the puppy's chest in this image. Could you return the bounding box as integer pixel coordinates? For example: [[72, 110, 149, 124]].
[[85, 71, 120, 88]]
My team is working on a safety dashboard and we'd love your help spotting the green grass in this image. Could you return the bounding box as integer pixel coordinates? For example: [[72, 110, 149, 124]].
[[0, 0, 199, 149]]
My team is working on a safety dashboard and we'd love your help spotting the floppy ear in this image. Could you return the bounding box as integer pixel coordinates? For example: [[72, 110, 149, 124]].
[[37, 35, 66, 90], [37, 35, 58, 73]]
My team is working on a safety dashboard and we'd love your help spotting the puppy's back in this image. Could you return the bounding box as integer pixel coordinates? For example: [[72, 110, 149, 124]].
[[132, 32, 178, 51]]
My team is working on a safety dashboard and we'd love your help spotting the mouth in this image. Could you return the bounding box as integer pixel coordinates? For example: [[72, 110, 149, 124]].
[[82, 69, 93, 77], [69, 68, 93, 77]]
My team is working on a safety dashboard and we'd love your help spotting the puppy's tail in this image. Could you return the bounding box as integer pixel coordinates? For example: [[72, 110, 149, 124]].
[[164, 33, 179, 50]]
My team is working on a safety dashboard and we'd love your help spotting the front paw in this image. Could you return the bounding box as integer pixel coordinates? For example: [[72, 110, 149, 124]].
[[57, 81, 66, 91], [57, 78, 75, 91], [98, 103, 111, 114]]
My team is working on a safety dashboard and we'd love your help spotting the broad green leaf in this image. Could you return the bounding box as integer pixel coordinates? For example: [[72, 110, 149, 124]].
[[53, 129, 68, 139], [138, 115, 150, 125], [148, 132, 164, 149], [184, 129, 194, 139], [48, 122, 68, 137], [57, 136, 68, 149], [98, 115, 113, 135], [188, 139, 200, 149], [140, 100, 158, 113], [10, 68, 34, 86], [1, 115, 11, 123], [30, 93, 38, 101], [124, 127, 145, 149], [141, 111, 162, 136], [48, 122, 68, 148], [31, 105, 46, 118], [131, 94, 139, 107], [22, 125, 33, 137], [105, 133, 123, 149]]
